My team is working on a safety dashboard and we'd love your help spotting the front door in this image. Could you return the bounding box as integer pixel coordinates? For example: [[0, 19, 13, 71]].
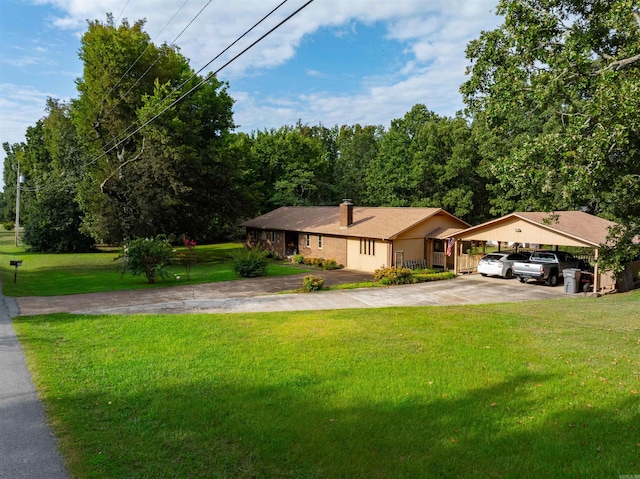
[[285, 232, 299, 255]]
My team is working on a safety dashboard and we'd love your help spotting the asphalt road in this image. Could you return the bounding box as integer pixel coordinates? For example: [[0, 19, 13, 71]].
[[0, 290, 69, 479]]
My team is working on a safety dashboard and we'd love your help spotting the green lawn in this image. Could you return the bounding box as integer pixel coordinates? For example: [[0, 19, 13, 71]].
[[14, 291, 640, 479], [0, 230, 305, 296]]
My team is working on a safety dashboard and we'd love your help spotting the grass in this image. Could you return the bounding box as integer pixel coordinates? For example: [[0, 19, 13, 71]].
[[0, 229, 306, 296], [14, 290, 640, 479]]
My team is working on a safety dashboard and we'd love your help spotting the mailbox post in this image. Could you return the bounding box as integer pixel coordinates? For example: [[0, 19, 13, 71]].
[[10, 260, 22, 283]]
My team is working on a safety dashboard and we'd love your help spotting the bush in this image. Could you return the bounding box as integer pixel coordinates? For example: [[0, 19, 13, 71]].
[[233, 247, 269, 277], [373, 267, 415, 285], [292, 254, 304, 264], [322, 259, 342, 270], [304, 257, 324, 267], [303, 275, 325, 291], [413, 271, 456, 282], [265, 250, 279, 259], [23, 180, 95, 253], [118, 235, 173, 284], [2, 221, 14, 231]]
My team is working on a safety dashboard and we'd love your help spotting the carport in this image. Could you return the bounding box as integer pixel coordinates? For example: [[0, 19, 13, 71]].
[[451, 211, 619, 292]]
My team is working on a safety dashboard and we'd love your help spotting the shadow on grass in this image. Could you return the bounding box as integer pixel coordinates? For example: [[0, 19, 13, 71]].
[[20, 369, 638, 479]]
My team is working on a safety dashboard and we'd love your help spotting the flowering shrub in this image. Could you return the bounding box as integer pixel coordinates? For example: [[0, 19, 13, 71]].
[[177, 237, 197, 280], [303, 274, 325, 291], [117, 235, 173, 284], [373, 267, 415, 285]]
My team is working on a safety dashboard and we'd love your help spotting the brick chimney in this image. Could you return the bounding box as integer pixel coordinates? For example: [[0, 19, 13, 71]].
[[340, 199, 353, 228]]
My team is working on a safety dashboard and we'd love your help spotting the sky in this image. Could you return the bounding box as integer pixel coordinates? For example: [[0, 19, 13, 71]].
[[0, 0, 503, 179]]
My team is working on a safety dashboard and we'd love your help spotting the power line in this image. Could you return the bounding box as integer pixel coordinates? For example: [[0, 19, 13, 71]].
[[97, 0, 289, 159], [89, 0, 304, 168], [113, 0, 131, 25], [98, 0, 192, 113], [102, 0, 214, 121]]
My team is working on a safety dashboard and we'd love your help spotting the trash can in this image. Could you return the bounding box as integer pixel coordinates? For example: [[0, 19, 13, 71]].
[[563, 268, 581, 293]]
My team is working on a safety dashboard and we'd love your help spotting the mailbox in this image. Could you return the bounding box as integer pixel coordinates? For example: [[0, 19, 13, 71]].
[[10, 260, 22, 283]]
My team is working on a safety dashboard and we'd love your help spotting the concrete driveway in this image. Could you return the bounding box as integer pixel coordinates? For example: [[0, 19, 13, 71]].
[[16, 271, 572, 316]]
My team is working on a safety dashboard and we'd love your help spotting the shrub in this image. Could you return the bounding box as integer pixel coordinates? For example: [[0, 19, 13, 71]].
[[2, 221, 15, 231], [413, 271, 456, 282], [322, 259, 342, 270], [292, 254, 304, 264], [303, 275, 325, 291], [233, 247, 269, 277], [265, 250, 279, 259], [118, 235, 173, 284], [373, 267, 415, 285]]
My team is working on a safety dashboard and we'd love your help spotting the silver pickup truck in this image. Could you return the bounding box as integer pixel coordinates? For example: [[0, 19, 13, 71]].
[[512, 250, 581, 286]]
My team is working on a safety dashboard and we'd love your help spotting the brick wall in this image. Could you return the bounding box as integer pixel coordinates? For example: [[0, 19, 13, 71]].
[[298, 233, 347, 266]]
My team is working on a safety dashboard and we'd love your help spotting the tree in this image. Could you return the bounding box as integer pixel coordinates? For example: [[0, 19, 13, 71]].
[[23, 178, 95, 253], [130, 73, 245, 240], [249, 124, 328, 210], [72, 14, 189, 243], [334, 124, 382, 205], [461, 0, 640, 223], [366, 105, 435, 206], [365, 105, 490, 222]]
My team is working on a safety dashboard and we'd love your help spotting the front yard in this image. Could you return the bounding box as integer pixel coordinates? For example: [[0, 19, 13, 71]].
[[0, 230, 304, 296], [14, 291, 640, 478]]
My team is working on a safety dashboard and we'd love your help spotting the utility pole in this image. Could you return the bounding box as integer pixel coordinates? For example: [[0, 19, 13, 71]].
[[15, 160, 20, 247]]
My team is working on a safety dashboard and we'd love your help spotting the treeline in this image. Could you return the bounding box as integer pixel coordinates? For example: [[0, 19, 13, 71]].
[[2, 1, 639, 270]]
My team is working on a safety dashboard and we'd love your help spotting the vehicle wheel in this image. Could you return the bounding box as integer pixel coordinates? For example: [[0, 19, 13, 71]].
[[547, 272, 559, 287], [480, 273, 487, 277], [505, 268, 513, 279], [518, 277, 526, 283]]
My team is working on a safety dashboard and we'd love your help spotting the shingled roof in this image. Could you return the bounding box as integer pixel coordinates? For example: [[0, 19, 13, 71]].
[[241, 206, 468, 240], [455, 210, 618, 246], [514, 211, 617, 246]]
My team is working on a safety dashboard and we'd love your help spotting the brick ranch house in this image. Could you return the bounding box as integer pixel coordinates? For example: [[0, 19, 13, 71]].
[[240, 201, 470, 272]]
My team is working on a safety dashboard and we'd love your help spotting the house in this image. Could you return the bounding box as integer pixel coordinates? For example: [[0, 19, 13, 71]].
[[240, 200, 470, 272], [451, 210, 621, 291]]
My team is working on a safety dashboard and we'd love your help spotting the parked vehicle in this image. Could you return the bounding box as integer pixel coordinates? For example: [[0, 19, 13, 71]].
[[477, 251, 531, 279], [512, 250, 582, 286]]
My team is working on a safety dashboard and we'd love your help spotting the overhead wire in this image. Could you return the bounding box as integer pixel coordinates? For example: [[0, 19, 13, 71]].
[[113, 0, 131, 25], [98, 0, 192, 113], [96, 0, 289, 158], [102, 0, 214, 121], [88, 0, 305, 168]]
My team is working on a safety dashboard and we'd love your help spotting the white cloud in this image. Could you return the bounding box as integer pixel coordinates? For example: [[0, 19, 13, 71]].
[[0, 84, 57, 147]]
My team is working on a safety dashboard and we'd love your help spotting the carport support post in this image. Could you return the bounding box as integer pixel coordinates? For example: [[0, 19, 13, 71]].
[[453, 239, 458, 275], [593, 247, 600, 292]]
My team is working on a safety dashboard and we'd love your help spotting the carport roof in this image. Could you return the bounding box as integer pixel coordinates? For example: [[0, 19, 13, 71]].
[[453, 211, 618, 247]]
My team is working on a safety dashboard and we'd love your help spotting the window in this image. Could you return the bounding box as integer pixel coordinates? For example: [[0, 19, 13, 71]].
[[318, 235, 323, 249], [305, 233, 310, 247], [360, 238, 375, 255], [270, 231, 276, 243]]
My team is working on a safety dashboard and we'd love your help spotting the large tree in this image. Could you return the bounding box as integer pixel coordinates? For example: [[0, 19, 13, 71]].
[[248, 124, 331, 210], [461, 0, 640, 224], [365, 104, 490, 222], [70, 14, 247, 242], [334, 124, 383, 205]]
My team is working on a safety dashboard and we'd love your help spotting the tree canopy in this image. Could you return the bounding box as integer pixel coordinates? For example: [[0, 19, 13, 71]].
[[1, 4, 638, 270]]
